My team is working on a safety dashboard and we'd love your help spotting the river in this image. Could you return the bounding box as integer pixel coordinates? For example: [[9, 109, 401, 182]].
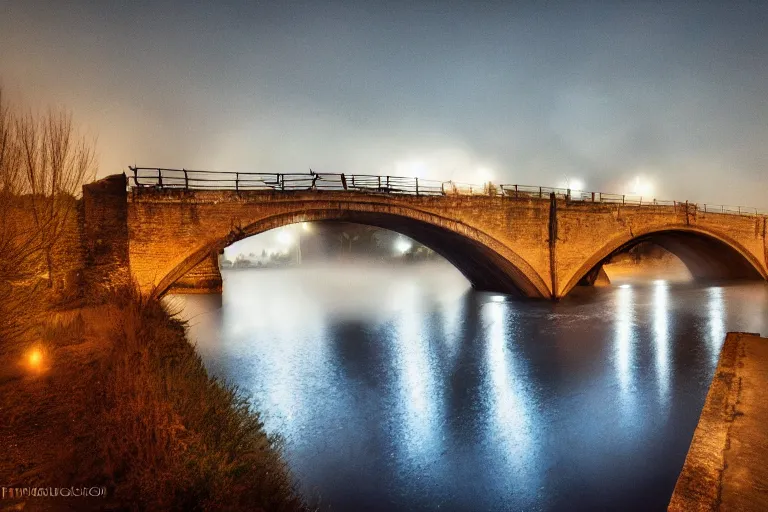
[[168, 262, 768, 511]]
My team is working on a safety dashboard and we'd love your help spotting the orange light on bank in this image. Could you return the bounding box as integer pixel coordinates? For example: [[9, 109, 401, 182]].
[[26, 347, 45, 371], [29, 349, 42, 366]]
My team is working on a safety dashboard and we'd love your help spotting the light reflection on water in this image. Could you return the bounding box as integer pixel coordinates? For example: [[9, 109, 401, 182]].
[[168, 264, 768, 512], [707, 286, 725, 366], [391, 280, 442, 473], [653, 281, 671, 407], [481, 301, 537, 488], [615, 285, 635, 409]]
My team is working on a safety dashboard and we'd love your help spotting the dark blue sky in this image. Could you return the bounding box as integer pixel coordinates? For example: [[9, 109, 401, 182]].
[[2, 1, 766, 206]]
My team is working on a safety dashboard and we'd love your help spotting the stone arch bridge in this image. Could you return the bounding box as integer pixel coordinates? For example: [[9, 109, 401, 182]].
[[81, 171, 768, 300]]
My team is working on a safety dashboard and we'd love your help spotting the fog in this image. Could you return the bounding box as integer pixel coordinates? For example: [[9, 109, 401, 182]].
[[225, 262, 469, 322], [223, 223, 697, 299], [2, 1, 767, 207], [223, 221, 423, 265]]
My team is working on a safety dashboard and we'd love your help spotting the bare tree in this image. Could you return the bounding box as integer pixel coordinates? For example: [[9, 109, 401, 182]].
[[16, 105, 96, 287], [0, 89, 22, 193], [0, 87, 44, 340]]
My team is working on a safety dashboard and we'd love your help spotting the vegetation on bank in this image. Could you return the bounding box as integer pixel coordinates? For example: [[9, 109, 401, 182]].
[[0, 287, 311, 511], [85, 287, 309, 510]]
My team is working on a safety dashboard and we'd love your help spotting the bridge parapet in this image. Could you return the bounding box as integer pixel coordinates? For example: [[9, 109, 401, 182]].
[[128, 167, 768, 217]]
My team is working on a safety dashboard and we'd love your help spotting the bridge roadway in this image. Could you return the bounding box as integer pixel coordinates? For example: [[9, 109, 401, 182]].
[[80, 171, 768, 299]]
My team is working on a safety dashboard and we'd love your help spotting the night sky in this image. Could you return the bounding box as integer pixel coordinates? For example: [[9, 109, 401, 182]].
[[2, 1, 766, 206]]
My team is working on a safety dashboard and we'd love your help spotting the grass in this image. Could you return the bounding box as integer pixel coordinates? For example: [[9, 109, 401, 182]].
[[0, 286, 311, 511]]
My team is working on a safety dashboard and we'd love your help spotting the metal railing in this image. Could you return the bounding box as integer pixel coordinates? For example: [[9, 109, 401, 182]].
[[128, 167, 448, 195], [127, 167, 768, 217]]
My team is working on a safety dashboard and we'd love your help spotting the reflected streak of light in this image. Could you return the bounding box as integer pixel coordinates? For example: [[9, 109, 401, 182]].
[[615, 286, 635, 401], [653, 280, 670, 406], [221, 272, 329, 434], [707, 286, 725, 366], [439, 294, 464, 367], [483, 302, 533, 474], [393, 281, 442, 464]]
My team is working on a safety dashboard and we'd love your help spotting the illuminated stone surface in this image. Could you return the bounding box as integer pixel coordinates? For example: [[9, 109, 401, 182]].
[[669, 332, 768, 511]]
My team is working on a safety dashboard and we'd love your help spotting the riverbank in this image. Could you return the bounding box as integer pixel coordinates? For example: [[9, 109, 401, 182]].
[[0, 289, 308, 511], [669, 332, 768, 511]]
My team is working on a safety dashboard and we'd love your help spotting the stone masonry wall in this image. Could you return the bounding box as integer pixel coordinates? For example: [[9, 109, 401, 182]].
[[81, 174, 130, 294]]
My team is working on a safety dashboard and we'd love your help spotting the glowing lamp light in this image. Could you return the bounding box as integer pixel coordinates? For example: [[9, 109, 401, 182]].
[[29, 349, 41, 366], [26, 347, 45, 372], [490, 295, 506, 302], [477, 167, 494, 183], [301, 222, 311, 232], [395, 238, 412, 254], [627, 176, 654, 197], [276, 231, 293, 245], [557, 178, 586, 192], [619, 284, 632, 289], [395, 160, 428, 177]]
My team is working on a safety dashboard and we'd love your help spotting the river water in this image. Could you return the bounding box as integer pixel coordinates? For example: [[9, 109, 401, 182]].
[[168, 262, 768, 511]]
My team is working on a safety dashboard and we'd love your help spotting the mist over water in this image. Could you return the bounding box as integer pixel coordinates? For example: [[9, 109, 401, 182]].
[[169, 263, 768, 511]]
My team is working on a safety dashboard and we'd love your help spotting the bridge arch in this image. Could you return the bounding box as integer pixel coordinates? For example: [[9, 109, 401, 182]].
[[153, 205, 552, 299], [562, 225, 767, 297]]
